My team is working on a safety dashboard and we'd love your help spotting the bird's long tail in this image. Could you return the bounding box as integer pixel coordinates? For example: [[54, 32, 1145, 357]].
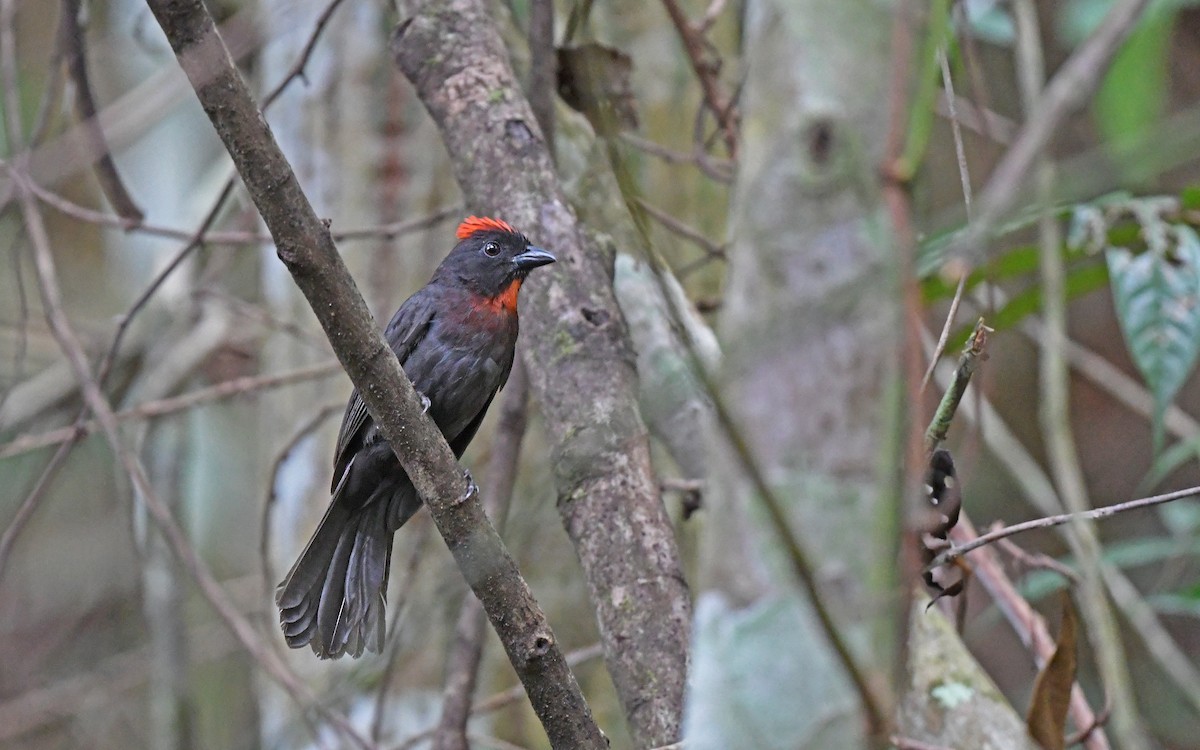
[[275, 497, 392, 659]]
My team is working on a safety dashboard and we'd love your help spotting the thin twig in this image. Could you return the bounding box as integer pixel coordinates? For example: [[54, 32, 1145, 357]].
[[259, 399, 344, 620], [0, 360, 341, 459], [940, 51, 973, 219], [95, 178, 236, 391], [919, 51, 974, 394], [659, 0, 738, 158], [619, 132, 734, 183], [15, 166, 374, 750], [934, 93, 1015, 144], [61, 0, 144, 222], [929, 485, 1200, 570], [261, 0, 348, 108], [953, 1, 1000, 145], [0, 438, 76, 581], [28, 177, 458, 244], [636, 198, 726, 259], [194, 287, 328, 349], [391, 644, 606, 750], [1065, 700, 1112, 746], [994, 534, 1080, 583]]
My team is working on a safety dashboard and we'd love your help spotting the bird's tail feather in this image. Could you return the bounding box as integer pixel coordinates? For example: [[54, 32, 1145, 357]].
[[276, 497, 391, 659]]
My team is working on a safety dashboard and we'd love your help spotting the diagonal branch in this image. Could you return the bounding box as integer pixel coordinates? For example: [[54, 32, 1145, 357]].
[[140, 1, 604, 747], [391, 1, 692, 745], [60, 0, 144, 222]]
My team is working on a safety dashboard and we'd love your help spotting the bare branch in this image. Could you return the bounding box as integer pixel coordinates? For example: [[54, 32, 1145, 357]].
[[925, 319, 991, 451], [27, 177, 459, 245], [0, 361, 341, 459], [619, 132, 734, 183], [0, 439, 75, 581], [12, 168, 373, 750], [951, 0, 1153, 263], [392, 644, 606, 750], [928, 485, 1200, 570], [659, 0, 738, 158], [947, 514, 1111, 750], [636, 198, 726, 260], [60, 0, 144, 222], [143, 0, 605, 746]]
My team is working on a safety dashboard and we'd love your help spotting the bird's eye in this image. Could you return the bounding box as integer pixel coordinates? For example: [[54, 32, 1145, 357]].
[[483, 242, 500, 257]]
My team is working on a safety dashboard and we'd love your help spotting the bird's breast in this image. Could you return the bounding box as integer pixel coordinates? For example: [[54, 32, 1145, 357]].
[[402, 313, 516, 437]]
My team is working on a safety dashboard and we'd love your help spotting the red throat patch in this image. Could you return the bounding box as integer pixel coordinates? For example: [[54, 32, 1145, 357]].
[[484, 279, 523, 314], [457, 216, 518, 240]]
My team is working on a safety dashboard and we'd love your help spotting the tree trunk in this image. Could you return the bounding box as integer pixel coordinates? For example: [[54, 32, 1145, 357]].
[[691, 0, 900, 746]]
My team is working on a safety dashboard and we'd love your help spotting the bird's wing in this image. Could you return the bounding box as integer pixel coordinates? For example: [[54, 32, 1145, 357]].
[[331, 290, 437, 490], [448, 391, 497, 459]]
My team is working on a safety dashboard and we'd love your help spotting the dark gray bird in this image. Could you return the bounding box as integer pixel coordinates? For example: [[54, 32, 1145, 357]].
[[276, 216, 555, 658]]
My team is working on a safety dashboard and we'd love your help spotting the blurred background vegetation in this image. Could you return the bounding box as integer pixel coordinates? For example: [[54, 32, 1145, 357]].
[[5, 0, 1200, 748]]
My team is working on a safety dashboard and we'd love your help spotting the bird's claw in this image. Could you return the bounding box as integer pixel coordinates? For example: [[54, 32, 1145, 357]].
[[417, 391, 431, 414], [455, 471, 479, 506]]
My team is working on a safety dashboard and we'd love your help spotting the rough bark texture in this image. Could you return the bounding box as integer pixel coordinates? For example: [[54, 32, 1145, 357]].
[[393, 3, 691, 745], [142, 1, 604, 747], [898, 594, 1039, 750], [553, 107, 720, 484]]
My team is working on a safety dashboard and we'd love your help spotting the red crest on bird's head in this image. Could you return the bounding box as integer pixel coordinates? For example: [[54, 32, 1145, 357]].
[[456, 216, 518, 240]]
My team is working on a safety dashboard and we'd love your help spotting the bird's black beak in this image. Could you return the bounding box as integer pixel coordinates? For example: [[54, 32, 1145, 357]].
[[513, 245, 556, 271]]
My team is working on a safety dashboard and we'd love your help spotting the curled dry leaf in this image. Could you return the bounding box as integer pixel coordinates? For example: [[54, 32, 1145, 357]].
[[1026, 593, 1078, 750]]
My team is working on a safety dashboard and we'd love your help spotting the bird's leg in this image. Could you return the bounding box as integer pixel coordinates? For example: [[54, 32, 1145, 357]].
[[416, 390, 431, 414]]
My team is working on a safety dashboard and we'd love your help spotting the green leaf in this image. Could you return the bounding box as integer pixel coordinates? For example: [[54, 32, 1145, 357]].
[[1107, 228, 1200, 451], [1181, 186, 1200, 211], [1094, 9, 1174, 152], [942, 260, 1109, 350], [1014, 536, 1200, 605], [1138, 434, 1200, 495]]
